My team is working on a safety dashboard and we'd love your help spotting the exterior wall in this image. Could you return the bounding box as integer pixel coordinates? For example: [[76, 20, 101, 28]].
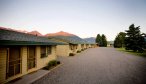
[[91, 44, 94, 48], [22, 46, 28, 75], [0, 48, 7, 83], [68, 44, 77, 54], [88, 44, 91, 48], [37, 45, 57, 69], [84, 44, 87, 49], [77, 44, 82, 51], [0, 45, 57, 84], [56, 45, 70, 56], [68, 44, 73, 54], [81, 44, 84, 50], [91, 44, 98, 48], [0, 47, 26, 83], [86, 44, 89, 48], [73, 44, 78, 54]]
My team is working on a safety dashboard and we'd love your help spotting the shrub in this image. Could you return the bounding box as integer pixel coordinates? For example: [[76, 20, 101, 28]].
[[81, 49, 84, 51], [45, 60, 60, 69], [77, 50, 81, 53], [57, 61, 60, 64], [48, 60, 57, 66], [69, 53, 75, 56]]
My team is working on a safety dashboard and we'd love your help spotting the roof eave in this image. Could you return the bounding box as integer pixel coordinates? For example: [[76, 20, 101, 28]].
[[0, 40, 67, 46]]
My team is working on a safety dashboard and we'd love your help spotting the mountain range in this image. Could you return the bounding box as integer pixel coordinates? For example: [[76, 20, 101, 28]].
[[83, 37, 96, 43], [0, 27, 95, 43], [27, 31, 43, 36], [45, 31, 75, 37]]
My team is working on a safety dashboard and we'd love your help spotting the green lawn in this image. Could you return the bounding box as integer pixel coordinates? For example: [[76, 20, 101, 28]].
[[117, 48, 146, 57]]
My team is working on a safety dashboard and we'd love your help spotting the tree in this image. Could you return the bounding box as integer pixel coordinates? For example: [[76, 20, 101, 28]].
[[114, 36, 120, 48], [114, 32, 126, 48], [125, 24, 145, 52], [96, 34, 107, 47], [101, 34, 107, 47], [96, 34, 102, 46], [143, 34, 146, 49]]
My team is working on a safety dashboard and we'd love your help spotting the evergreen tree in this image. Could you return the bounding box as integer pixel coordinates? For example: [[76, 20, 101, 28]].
[[125, 24, 145, 52], [96, 34, 107, 47], [114, 36, 120, 48], [101, 34, 107, 47], [96, 34, 102, 46], [114, 32, 126, 48]]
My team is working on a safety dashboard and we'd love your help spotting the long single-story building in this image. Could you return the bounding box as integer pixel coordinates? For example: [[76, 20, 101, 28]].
[[48, 36, 88, 56], [0, 29, 66, 83], [88, 43, 99, 48]]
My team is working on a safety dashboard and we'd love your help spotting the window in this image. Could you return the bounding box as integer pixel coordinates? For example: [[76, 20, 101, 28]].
[[76, 45, 78, 49], [81, 44, 84, 49], [41, 46, 47, 58], [41, 46, 52, 58], [73, 45, 77, 49], [27, 46, 36, 70], [47, 46, 52, 55], [7, 47, 21, 78], [70, 45, 74, 50]]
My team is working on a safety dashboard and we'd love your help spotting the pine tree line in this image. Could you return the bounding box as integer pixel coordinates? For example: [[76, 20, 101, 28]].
[[114, 24, 146, 52]]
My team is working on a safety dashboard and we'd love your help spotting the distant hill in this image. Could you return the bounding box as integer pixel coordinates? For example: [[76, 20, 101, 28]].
[[45, 31, 75, 37], [0, 26, 28, 33], [0, 27, 44, 36], [46, 31, 87, 44], [0, 27, 96, 44], [83, 37, 96, 43], [27, 31, 43, 36], [49, 36, 87, 44]]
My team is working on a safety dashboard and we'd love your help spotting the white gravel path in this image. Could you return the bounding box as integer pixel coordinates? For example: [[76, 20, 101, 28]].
[[33, 47, 146, 84]]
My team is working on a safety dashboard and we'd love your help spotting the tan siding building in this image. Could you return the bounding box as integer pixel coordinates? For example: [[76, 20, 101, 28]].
[[56, 45, 70, 56], [77, 44, 82, 52], [0, 29, 65, 83], [0, 46, 57, 83], [48, 36, 88, 56], [56, 44, 79, 56]]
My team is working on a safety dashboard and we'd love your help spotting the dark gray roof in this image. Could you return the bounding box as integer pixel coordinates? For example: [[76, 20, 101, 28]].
[[0, 29, 67, 45]]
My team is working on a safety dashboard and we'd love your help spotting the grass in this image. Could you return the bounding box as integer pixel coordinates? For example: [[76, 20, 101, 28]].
[[117, 48, 146, 57]]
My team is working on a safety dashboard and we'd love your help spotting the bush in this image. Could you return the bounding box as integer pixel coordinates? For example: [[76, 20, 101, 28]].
[[77, 50, 81, 53], [69, 53, 75, 56], [57, 61, 60, 64], [45, 60, 60, 70], [48, 60, 57, 66], [81, 49, 84, 51]]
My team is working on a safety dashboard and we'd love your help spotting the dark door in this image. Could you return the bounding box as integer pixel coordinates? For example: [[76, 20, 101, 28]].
[[7, 47, 21, 78]]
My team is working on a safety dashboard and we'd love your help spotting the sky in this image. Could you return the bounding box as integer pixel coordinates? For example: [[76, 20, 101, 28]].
[[0, 0, 146, 41]]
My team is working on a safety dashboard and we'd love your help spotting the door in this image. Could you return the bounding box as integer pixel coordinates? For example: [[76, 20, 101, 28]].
[[7, 47, 21, 78]]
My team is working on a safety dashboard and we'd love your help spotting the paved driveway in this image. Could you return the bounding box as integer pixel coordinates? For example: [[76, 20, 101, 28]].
[[33, 47, 146, 84]]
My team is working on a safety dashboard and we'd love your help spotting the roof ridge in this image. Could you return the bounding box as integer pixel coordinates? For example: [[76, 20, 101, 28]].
[[0, 29, 67, 45]]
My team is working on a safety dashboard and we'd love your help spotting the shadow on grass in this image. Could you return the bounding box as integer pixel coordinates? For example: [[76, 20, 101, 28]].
[[117, 48, 146, 57]]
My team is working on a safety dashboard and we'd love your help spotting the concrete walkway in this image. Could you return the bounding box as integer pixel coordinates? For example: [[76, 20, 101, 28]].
[[33, 47, 146, 84], [10, 70, 50, 84]]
